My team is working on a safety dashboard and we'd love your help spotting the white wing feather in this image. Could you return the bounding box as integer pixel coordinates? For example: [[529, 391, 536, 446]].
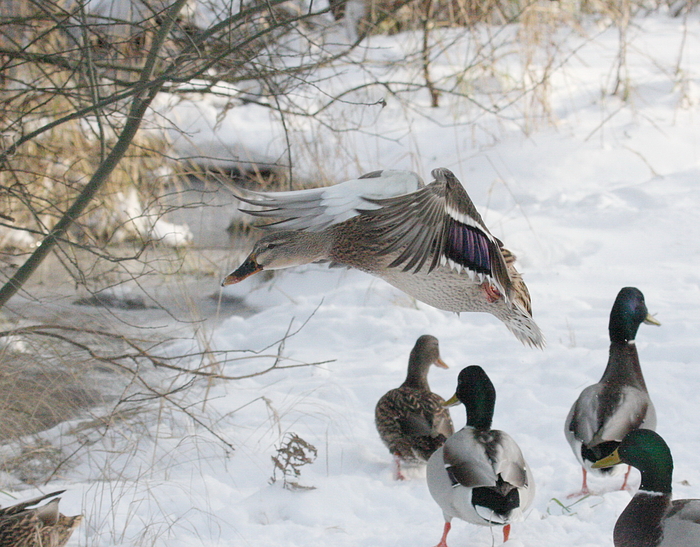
[[237, 170, 424, 232]]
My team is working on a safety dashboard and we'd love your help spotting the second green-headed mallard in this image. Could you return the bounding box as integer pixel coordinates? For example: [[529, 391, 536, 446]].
[[426, 365, 535, 546], [222, 168, 544, 348], [593, 429, 700, 547], [565, 287, 661, 496], [0, 490, 82, 547], [375, 334, 454, 480]]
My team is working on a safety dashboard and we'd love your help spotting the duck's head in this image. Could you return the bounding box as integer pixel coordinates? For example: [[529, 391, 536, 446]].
[[222, 231, 326, 285], [444, 365, 496, 430], [410, 335, 448, 370], [592, 429, 673, 493], [609, 287, 661, 343], [403, 335, 448, 389]]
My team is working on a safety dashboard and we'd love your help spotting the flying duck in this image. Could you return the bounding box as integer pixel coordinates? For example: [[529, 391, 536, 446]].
[[222, 168, 544, 348]]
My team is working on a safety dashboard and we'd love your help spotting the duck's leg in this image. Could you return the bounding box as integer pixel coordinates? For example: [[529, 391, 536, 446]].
[[433, 521, 451, 547], [567, 468, 590, 498], [581, 467, 590, 494], [503, 523, 511, 542], [393, 454, 406, 481], [620, 465, 632, 490], [482, 282, 502, 303]]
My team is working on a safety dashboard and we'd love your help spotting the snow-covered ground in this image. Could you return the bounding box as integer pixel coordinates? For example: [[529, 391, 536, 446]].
[[9, 12, 700, 547]]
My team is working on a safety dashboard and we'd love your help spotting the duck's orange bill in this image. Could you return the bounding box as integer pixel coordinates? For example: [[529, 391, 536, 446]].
[[222, 258, 262, 286]]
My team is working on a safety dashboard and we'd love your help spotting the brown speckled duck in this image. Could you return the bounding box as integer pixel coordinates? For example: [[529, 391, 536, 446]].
[[222, 168, 544, 348], [375, 335, 454, 480], [0, 490, 82, 547], [565, 287, 660, 496], [593, 429, 700, 547]]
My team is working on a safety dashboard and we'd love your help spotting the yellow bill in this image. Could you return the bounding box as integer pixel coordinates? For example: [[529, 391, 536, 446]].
[[592, 448, 622, 469]]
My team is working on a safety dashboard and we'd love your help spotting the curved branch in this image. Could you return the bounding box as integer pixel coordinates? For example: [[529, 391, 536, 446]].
[[0, 0, 191, 310]]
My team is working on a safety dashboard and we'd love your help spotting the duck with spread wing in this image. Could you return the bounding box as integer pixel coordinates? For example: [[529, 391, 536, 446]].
[[223, 168, 544, 348]]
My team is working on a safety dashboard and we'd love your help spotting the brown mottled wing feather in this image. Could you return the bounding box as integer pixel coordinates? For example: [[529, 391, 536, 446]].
[[376, 386, 454, 461], [360, 182, 447, 271], [41, 514, 83, 547], [359, 168, 512, 299], [0, 491, 64, 518], [500, 248, 516, 265], [0, 492, 81, 547], [0, 512, 41, 547], [502, 249, 532, 315]]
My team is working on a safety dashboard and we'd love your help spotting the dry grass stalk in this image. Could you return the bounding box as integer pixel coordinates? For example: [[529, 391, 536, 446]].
[[270, 433, 318, 491]]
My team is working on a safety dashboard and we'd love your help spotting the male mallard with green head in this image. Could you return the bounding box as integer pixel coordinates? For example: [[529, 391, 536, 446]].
[[593, 429, 700, 547], [426, 366, 534, 546], [223, 168, 544, 348], [565, 287, 660, 496], [375, 335, 454, 480]]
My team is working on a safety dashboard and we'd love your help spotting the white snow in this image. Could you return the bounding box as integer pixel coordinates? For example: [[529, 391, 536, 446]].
[[9, 12, 700, 547]]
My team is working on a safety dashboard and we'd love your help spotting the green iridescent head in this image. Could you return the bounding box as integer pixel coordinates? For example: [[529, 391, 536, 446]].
[[593, 429, 673, 493]]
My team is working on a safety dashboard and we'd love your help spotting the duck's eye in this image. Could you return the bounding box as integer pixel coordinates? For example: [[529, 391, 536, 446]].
[[264, 242, 278, 250]]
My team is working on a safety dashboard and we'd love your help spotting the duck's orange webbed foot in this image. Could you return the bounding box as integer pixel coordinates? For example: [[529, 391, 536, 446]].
[[482, 282, 502, 303]]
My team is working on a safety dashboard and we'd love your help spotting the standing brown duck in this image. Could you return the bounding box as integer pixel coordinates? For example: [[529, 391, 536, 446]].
[[375, 335, 454, 480], [222, 168, 544, 348], [0, 490, 82, 547]]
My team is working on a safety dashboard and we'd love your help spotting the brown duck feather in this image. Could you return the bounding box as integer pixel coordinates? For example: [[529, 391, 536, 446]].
[[0, 491, 82, 547]]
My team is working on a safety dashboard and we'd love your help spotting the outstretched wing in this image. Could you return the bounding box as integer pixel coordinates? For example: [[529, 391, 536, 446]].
[[360, 168, 512, 298], [232, 169, 424, 232]]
